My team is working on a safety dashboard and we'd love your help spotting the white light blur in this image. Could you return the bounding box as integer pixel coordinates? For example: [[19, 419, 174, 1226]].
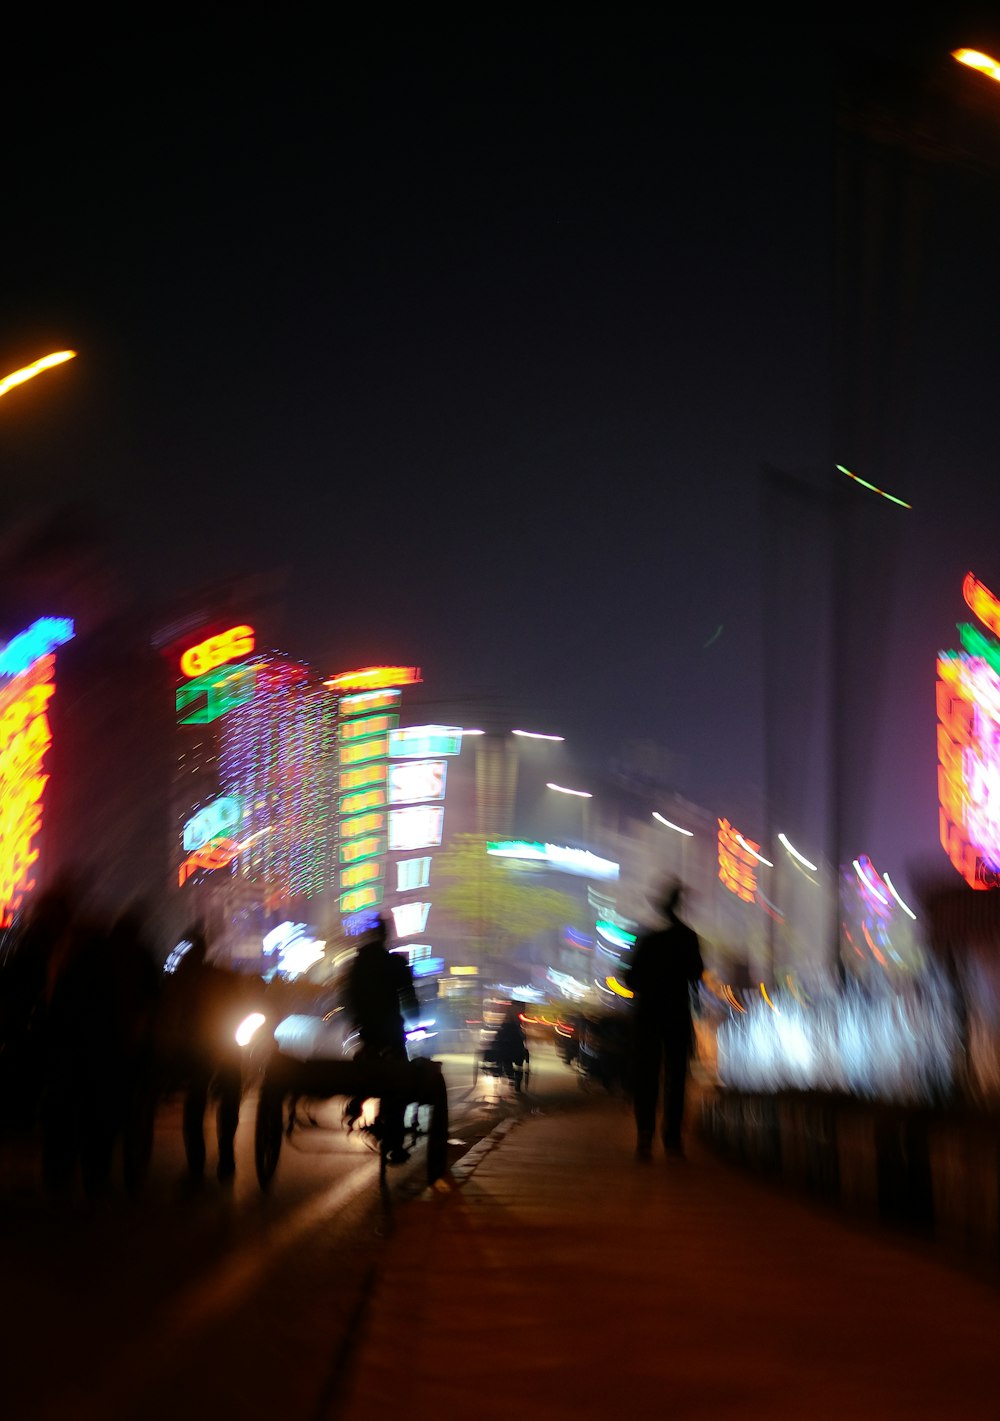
[[235, 1012, 267, 1046], [777, 832, 817, 872], [512, 729, 565, 741], [653, 812, 693, 836], [883, 873, 917, 920], [461, 728, 486, 735], [852, 858, 889, 906], [716, 976, 957, 1104], [546, 782, 592, 798], [734, 832, 773, 867]]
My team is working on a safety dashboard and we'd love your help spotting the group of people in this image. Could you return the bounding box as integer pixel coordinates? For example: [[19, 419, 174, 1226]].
[[0, 876, 704, 1192], [0, 883, 261, 1194]]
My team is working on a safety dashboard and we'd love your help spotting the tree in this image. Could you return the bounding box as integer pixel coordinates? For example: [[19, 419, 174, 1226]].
[[433, 834, 584, 973]]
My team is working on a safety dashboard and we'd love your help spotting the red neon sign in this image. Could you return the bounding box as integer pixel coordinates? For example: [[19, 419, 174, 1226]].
[[0, 654, 57, 925], [180, 625, 255, 679], [962, 573, 1000, 641], [325, 666, 422, 693]]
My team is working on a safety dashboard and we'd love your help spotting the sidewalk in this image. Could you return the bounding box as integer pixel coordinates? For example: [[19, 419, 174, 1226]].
[[335, 1080, 1000, 1420]]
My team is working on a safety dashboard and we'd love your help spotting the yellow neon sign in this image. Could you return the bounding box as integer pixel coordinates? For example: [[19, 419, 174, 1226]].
[[341, 811, 386, 839], [0, 655, 58, 925], [325, 665, 422, 692], [340, 787, 387, 816], [963, 573, 1000, 641], [180, 625, 255, 678], [340, 763, 388, 791], [339, 736, 389, 765], [340, 860, 383, 891]]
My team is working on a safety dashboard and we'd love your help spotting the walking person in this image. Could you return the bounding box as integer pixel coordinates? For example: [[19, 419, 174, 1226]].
[[623, 884, 704, 1160]]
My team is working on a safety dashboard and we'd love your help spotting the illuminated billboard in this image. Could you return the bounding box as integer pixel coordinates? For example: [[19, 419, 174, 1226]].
[[340, 859, 383, 891], [180, 625, 255, 678], [340, 834, 386, 864], [340, 883, 383, 914], [938, 572, 1000, 887], [0, 618, 75, 925], [388, 806, 445, 850], [183, 795, 244, 851], [339, 689, 402, 715], [391, 901, 430, 937], [717, 818, 759, 904], [177, 663, 256, 724], [339, 787, 387, 816], [340, 762, 388, 792], [339, 736, 389, 766], [340, 713, 399, 742], [326, 666, 422, 693], [341, 810, 387, 839], [396, 856, 431, 891], [388, 759, 447, 804], [388, 725, 463, 759]]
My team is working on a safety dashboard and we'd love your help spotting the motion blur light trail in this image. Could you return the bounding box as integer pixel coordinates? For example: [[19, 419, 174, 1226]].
[[717, 979, 958, 1103], [836, 463, 911, 509], [0, 349, 76, 400]]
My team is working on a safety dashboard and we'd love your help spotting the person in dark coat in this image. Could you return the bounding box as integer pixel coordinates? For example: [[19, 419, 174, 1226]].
[[623, 884, 704, 1160], [344, 915, 419, 1163], [486, 1003, 528, 1092], [159, 925, 257, 1182]]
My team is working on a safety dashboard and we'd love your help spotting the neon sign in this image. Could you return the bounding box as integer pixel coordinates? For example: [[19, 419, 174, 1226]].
[[340, 835, 386, 864], [326, 666, 422, 693], [717, 819, 759, 904], [339, 787, 387, 816], [340, 883, 383, 914], [339, 713, 398, 742], [388, 759, 447, 804], [938, 644, 1000, 888], [177, 663, 256, 724], [339, 736, 389, 766], [0, 624, 72, 926], [339, 689, 402, 715], [178, 839, 237, 886], [341, 859, 383, 891], [0, 618, 74, 681], [388, 726, 463, 759], [340, 810, 386, 839], [963, 572, 1000, 641], [180, 625, 255, 678], [340, 762, 388, 792], [183, 796, 244, 852]]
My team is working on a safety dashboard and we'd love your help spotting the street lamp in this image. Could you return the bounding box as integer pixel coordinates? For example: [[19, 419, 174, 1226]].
[[952, 48, 1000, 84], [512, 729, 565, 741], [0, 350, 76, 401]]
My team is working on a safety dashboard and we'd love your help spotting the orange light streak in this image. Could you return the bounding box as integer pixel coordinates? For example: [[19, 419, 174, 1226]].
[[325, 666, 422, 692], [0, 350, 76, 400]]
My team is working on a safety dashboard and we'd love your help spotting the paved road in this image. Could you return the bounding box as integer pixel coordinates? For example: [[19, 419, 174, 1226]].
[[0, 1046, 576, 1418]]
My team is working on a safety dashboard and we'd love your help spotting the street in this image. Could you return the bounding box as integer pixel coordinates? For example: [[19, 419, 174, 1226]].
[[0, 1045, 580, 1419]]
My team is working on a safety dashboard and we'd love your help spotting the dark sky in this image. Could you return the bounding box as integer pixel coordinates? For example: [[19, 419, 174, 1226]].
[[4, 10, 1000, 896]]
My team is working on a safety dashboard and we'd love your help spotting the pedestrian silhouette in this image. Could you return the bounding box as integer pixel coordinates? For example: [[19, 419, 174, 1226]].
[[485, 1003, 528, 1093], [159, 925, 256, 1183], [344, 915, 419, 1163], [623, 883, 704, 1160]]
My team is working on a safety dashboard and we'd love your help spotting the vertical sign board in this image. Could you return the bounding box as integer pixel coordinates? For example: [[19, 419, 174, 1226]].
[[0, 617, 75, 925], [336, 686, 402, 914]]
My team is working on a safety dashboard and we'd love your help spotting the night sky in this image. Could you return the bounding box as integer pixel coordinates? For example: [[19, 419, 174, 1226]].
[[4, 10, 1000, 899]]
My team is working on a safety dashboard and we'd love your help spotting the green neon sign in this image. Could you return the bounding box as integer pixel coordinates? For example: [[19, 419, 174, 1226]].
[[177, 664, 256, 724], [959, 622, 1000, 676]]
